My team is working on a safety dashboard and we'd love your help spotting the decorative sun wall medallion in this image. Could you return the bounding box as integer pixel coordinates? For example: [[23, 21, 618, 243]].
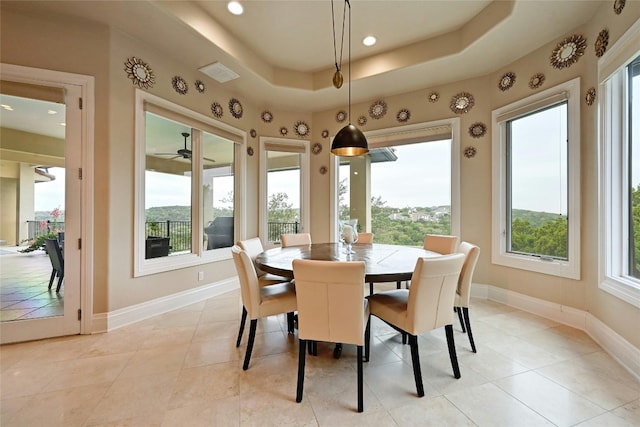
[[529, 73, 545, 90], [321, 130, 329, 138], [396, 108, 411, 123], [247, 146, 254, 156], [280, 127, 288, 136], [428, 92, 440, 103], [469, 122, 487, 138], [450, 92, 475, 114], [211, 102, 223, 118], [172, 76, 188, 95], [229, 98, 243, 119], [498, 72, 516, 91], [585, 87, 597, 106], [464, 146, 477, 159], [357, 116, 367, 126], [336, 110, 347, 122], [369, 100, 387, 119], [319, 166, 328, 175], [294, 121, 310, 138], [595, 29, 609, 58], [124, 57, 155, 89], [261, 111, 273, 123], [195, 80, 206, 93], [250, 129, 257, 138], [312, 143, 322, 155], [550, 34, 587, 70], [614, 0, 626, 15]]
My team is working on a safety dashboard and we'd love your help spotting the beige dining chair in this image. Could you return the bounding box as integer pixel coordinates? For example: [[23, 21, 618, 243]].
[[236, 237, 290, 347], [367, 253, 465, 397], [454, 241, 481, 353], [231, 245, 297, 370], [280, 232, 312, 247], [355, 232, 374, 244], [293, 258, 370, 413], [423, 234, 459, 254]]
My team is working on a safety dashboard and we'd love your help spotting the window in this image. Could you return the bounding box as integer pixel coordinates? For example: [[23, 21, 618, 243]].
[[599, 18, 640, 308], [332, 119, 460, 245], [492, 78, 580, 279], [135, 90, 244, 276], [259, 137, 310, 245]]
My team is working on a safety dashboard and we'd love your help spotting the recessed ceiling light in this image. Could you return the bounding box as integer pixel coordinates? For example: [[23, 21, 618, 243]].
[[1, 104, 14, 111], [60, 122, 66, 127], [362, 36, 377, 47], [227, 1, 243, 15], [47, 109, 57, 115]]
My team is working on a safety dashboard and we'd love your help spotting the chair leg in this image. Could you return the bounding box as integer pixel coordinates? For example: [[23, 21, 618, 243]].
[[408, 334, 424, 397], [402, 332, 407, 345], [445, 324, 461, 379], [396, 280, 401, 289], [364, 316, 371, 362], [462, 307, 476, 353], [286, 312, 295, 334], [357, 345, 364, 412], [48, 269, 56, 290], [455, 306, 466, 332], [369, 282, 374, 295], [296, 339, 306, 403], [242, 319, 258, 371], [236, 306, 247, 347], [56, 272, 63, 293]]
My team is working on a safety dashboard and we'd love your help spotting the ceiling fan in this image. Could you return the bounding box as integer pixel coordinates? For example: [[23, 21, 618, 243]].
[[155, 132, 215, 163]]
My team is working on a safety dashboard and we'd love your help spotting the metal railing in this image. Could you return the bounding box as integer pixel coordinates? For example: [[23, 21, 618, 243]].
[[145, 220, 191, 253], [267, 221, 300, 242], [26, 220, 65, 240]]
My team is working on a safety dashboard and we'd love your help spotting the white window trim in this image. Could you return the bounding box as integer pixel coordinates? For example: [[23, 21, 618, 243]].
[[598, 18, 640, 308], [258, 136, 311, 247], [330, 118, 461, 241], [134, 90, 246, 277], [491, 77, 581, 279]]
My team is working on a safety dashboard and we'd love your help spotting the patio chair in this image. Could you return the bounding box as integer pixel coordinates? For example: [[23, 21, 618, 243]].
[[44, 238, 64, 292]]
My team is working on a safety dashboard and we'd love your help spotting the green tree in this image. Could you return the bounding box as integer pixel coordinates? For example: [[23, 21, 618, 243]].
[[268, 192, 298, 223]]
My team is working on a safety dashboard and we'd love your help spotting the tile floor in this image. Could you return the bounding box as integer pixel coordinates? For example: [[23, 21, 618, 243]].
[[0, 246, 64, 321], [1, 288, 639, 426]]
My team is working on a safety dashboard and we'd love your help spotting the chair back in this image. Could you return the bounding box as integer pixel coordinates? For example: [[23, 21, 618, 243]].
[[293, 259, 367, 346], [423, 234, 459, 254], [355, 232, 374, 244], [281, 233, 311, 247], [457, 242, 480, 307], [238, 237, 267, 275], [231, 245, 262, 318], [406, 253, 465, 335], [44, 238, 64, 272]]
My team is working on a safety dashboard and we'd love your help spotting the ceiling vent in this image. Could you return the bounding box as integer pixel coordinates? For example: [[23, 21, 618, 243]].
[[199, 62, 240, 83]]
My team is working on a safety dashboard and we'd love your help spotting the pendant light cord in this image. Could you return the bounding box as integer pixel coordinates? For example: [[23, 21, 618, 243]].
[[346, 0, 351, 123], [332, 0, 346, 73]]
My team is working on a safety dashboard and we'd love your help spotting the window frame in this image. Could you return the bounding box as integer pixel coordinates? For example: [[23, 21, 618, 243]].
[[491, 77, 581, 279], [330, 118, 461, 242], [598, 18, 640, 308], [134, 90, 246, 277]]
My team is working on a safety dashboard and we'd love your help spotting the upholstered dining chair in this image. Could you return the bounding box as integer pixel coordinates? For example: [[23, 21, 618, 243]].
[[423, 234, 459, 254], [280, 232, 312, 247], [454, 242, 481, 353], [231, 245, 297, 370], [236, 237, 291, 347], [44, 238, 64, 293], [367, 253, 465, 397], [354, 232, 376, 295], [293, 259, 370, 413]]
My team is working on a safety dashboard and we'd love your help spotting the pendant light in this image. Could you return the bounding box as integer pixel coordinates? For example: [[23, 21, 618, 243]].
[[330, 0, 369, 157]]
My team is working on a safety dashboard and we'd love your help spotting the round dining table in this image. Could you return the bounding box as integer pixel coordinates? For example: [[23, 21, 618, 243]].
[[255, 242, 439, 283]]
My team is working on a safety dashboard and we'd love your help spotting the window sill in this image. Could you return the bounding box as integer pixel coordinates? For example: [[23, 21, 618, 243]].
[[492, 252, 580, 280], [600, 276, 640, 309]]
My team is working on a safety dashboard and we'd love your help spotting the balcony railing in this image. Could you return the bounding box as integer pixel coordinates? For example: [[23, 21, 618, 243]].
[[267, 221, 300, 242], [26, 221, 65, 240]]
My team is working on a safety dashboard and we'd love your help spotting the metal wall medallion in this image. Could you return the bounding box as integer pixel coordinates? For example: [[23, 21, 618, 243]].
[[357, 116, 367, 126], [280, 127, 288, 136], [428, 92, 439, 103], [195, 80, 206, 93], [336, 110, 347, 122], [321, 130, 329, 138], [247, 146, 254, 156], [369, 100, 387, 119], [319, 166, 328, 175], [261, 111, 273, 123], [312, 143, 322, 155], [294, 121, 310, 138], [396, 108, 411, 123], [585, 87, 596, 106], [211, 102, 223, 118], [229, 98, 243, 119], [464, 146, 477, 159], [469, 122, 487, 138], [250, 129, 257, 138], [614, 0, 625, 15], [550, 34, 587, 69], [595, 29, 609, 58], [124, 57, 155, 89], [498, 72, 516, 91], [529, 73, 545, 90], [172, 76, 188, 95], [450, 92, 475, 114]]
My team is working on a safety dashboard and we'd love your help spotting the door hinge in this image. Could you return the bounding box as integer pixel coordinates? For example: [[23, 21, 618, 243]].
[[78, 168, 83, 179], [77, 309, 82, 320], [78, 238, 82, 250], [79, 97, 83, 110]]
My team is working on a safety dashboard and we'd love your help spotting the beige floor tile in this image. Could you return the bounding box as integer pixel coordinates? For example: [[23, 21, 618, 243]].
[[162, 396, 241, 427], [169, 362, 240, 409], [117, 345, 188, 379], [183, 336, 243, 368], [389, 395, 475, 426], [43, 352, 133, 392]]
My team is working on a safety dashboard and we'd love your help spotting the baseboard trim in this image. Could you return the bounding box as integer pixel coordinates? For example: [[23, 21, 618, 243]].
[[471, 283, 640, 381], [91, 278, 239, 333]]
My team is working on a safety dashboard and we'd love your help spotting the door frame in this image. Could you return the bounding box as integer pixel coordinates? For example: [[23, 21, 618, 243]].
[[1, 63, 94, 339]]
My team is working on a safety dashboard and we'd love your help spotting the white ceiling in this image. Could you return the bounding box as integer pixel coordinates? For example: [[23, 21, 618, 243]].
[[2, 0, 603, 116]]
